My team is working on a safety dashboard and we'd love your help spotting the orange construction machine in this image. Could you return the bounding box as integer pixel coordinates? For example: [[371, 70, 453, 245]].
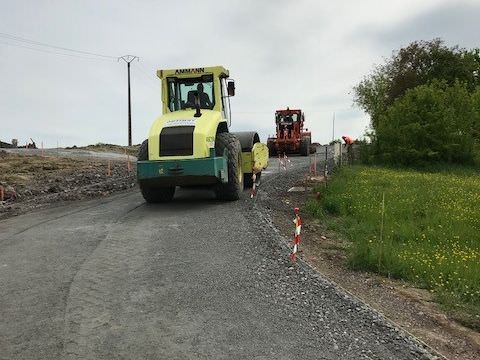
[[267, 108, 311, 156]]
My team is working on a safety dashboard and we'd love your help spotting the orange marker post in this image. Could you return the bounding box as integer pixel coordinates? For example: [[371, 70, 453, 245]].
[[289, 207, 303, 262], [125, 149, 132, 172], [250, 172, 257, 199]]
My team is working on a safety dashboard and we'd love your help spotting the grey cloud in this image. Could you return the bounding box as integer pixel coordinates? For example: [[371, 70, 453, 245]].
[[354, 2, 480, 50]]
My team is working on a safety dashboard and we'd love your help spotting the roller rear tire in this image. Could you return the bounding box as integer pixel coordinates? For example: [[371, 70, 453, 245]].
[[300, 137, 311, 156], [138, 139, 148, 161], [215, 133, 243, 201], [267, 142, 277, 157]]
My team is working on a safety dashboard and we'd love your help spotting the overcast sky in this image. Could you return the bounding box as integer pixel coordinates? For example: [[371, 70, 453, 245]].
[[1, 0, 479, 147]]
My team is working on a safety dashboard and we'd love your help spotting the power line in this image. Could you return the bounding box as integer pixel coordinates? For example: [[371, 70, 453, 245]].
[[135, 72, 160, 91], [139, 60, 159, 72], [0, 32, 117, 59], [136, 62, 159, 86], [0, 40, 113, 61]]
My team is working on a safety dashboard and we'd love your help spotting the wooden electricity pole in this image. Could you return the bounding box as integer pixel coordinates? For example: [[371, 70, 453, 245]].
[[332, 112, 335, 142], [119, 55, 139, 146]]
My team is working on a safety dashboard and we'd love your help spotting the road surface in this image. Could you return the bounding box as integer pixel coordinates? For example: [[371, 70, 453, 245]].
[[0, 155, 435, 359]]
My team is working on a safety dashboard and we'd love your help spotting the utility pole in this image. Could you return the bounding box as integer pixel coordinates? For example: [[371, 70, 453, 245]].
[[332, 111, 335, 142], [118, 55, 139, 146]]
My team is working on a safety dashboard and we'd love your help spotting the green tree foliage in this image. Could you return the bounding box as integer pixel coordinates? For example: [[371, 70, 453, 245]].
[[376, 81, 477, 165], [353, 68, 389, 130], [354, 39, 480, 165], [471, 88, 480, 139], [386, 39, 480, 99]]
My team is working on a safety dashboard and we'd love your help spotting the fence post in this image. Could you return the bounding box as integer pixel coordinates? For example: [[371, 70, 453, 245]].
[[378, 192, 385, 272]]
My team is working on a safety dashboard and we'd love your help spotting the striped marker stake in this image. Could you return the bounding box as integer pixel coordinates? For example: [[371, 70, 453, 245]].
[[250, 172, 257, 199], [277, 154, 291, 171], [124, 148, 132, 172], [283, 154, 291, 170], [127, 155, 132, 172], [0, 186, 4, 202], [289, 207, 302, 262]]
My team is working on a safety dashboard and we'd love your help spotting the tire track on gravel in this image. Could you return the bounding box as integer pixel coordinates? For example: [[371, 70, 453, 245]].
[[62, 199, 146, 359], [12, 192, 135, 236]]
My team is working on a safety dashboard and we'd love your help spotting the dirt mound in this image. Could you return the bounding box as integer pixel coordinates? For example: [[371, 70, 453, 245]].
[[67, 143, 140, 157], [0, 152, 136, 219]]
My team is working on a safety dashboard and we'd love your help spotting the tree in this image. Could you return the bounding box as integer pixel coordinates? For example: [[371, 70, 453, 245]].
[[354, 39, 480, 132], [471, 88, 480, 140]]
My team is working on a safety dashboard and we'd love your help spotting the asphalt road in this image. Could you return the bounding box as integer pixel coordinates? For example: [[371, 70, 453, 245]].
[[0, 154, 436, 359]]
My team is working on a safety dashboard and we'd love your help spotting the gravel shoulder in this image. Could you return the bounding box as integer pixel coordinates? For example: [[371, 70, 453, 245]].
[[255, 157, 480, 360]]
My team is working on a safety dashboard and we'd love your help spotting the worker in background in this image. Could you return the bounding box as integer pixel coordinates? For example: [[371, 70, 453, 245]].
[[342, 135, 354, 164], [285, 115, 293, 138], [342, 135, 354, 145]]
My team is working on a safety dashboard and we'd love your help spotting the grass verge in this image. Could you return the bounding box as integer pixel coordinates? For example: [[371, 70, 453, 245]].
[[306, 165, 480, 330]]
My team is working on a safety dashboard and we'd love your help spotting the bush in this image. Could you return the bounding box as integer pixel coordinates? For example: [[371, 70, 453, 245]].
[[374, 81, 478, 165]]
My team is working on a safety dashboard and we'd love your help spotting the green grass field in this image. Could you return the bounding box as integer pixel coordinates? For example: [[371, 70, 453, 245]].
[[306, 165, 480, 329]]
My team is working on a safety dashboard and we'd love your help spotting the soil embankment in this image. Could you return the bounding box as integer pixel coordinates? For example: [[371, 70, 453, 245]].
[[0, 150, 136, 219]]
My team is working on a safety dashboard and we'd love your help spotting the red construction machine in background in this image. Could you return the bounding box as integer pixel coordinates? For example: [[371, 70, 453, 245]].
[[267, 108, 311, 156]]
